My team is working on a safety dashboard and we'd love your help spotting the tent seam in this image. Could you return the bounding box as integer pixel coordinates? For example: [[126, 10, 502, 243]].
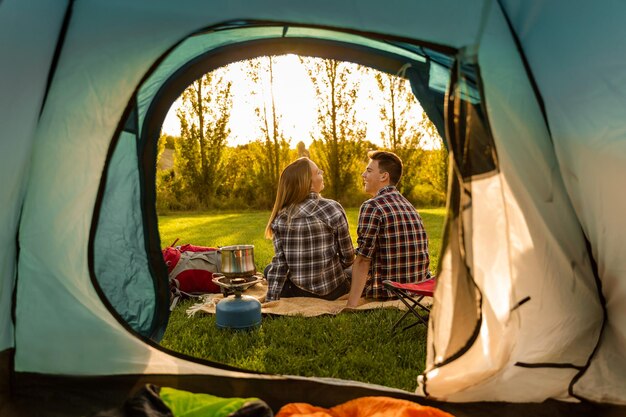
[[515, 362, 584, 371], [567, 236, 608, 402], [39, 0, 74, 119], [495, 0, 552, 140]]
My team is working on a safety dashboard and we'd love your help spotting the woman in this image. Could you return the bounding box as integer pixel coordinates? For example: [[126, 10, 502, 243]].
[[264, 157, 354, 301]]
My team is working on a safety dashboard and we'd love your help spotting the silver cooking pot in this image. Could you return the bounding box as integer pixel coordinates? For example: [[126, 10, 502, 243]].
[[219, 245, 256, 277]]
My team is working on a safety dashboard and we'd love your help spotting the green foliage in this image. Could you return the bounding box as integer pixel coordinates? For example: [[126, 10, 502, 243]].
[[157, 133, 167, 163], [407, 183, 445, 208], [302, 58, 368, 206], [418, 138, 449, 197], [399, 144, 449, 208], [175, 68, 233, 209], [158, 208, 445, 390], [375, 71, 419, 152], [217, 145, 268, 209], [157, 57, 449, 211], [373, 71, 448, 207], [251, 138, 292, 208], [247, 56, 293, 195], [156, 170, 179, 212], [156, 134, 179, 211], [160, 134, 176, 150]]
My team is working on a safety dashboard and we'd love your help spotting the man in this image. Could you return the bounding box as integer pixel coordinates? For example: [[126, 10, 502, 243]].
[[346, 150, 431, 307]]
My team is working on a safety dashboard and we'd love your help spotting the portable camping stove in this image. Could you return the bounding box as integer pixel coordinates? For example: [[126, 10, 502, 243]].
[[211, 273, 264, 329], [211, 273, 264, 297]]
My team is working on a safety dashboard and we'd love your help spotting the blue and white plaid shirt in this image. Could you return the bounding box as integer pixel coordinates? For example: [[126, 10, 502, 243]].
[[266, 193, 354, 301]]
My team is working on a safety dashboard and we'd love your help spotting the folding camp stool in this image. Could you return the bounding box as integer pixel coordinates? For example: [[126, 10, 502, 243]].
[[383, 277, 436, 334]]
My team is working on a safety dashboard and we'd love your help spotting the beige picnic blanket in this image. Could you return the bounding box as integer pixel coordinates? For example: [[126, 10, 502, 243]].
[[186, 278, 431, 317]]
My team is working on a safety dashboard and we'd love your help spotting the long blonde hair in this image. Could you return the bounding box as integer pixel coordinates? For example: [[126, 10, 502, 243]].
[[265, 157, 313, 238]]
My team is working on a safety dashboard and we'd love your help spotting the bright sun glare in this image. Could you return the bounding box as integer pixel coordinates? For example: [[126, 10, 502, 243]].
[[162, 54, 432, 149]]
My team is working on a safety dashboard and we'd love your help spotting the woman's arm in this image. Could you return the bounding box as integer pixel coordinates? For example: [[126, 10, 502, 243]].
[[265, 232, 289, 301]]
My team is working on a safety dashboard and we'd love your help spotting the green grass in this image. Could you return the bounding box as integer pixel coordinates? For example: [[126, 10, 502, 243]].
[[163, 304, 428, 390], [158, 207, 445, 273], [159, 207, 445, 392]]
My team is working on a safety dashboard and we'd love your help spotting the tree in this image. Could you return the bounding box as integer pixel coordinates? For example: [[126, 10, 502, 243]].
[[217, 145, 261, 208], [302, 57, 367, 204], [155, 133, 179, 211], [374, 70, 446, 204], [417, 136, 449, 205], [175, 68, 232, 207], [247, 56, 292, 196]]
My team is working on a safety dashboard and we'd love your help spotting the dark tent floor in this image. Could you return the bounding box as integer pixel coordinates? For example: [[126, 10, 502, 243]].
[[3, 350, 625, 417]]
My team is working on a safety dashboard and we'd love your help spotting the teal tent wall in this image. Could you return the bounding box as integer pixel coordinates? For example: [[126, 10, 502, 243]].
[[499, 1, 626, 402], [0, 0, 68, 353]]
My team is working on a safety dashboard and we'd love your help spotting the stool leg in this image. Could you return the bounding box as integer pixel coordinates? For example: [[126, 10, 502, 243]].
[[387, 286, 430, 334]]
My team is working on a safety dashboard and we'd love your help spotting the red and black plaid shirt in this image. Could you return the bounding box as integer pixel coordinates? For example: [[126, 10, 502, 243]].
[[356, 185, 431, 300], [266, 193, 354, 301]]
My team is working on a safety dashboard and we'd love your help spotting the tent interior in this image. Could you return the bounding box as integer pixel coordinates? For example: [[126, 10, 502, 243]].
[[2, 1, 626, 416]]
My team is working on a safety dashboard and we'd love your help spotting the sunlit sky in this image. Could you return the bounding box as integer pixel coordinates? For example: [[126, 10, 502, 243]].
[[162, 54, 435, 149]]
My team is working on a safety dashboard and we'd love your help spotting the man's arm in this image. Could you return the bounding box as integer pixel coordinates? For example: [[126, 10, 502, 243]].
[[346, 255, 371, 307]]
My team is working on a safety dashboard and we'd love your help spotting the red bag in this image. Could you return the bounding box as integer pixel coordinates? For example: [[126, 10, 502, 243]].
[[162, 240, 222, 309]]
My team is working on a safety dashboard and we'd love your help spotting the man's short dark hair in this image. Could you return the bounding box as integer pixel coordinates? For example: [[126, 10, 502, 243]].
[[368, 150, 403, 185]]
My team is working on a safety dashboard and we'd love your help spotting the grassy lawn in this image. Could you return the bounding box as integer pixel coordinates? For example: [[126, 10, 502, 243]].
[[159, 207, 445, 392]]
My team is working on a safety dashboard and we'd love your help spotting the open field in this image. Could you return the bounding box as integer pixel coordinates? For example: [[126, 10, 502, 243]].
[[158, 207, 445, 272]]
